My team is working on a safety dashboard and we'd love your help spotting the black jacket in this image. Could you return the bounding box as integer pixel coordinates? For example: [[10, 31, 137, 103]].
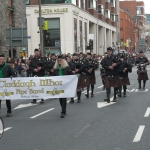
[[85, 59, 98, 77], [102, 55, 120, 76], [0, 64, 14, 78], [135, 57, 149, 65], [118, 60, 132, 77], [53, 67, 72, 76], [29, 57, 46, 77]]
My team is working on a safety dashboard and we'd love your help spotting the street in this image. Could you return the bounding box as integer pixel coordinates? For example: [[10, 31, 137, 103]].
[[1, 55, 150, 150]]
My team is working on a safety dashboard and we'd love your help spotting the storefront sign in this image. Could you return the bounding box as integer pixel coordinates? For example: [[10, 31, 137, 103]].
[[0, 75, 78, 100], [34, 8, 68, 13]]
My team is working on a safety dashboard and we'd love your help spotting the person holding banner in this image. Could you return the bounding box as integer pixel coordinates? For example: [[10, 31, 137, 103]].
[[29, 49, 46, 104], [53, 55, 72, 118], [0, 54, 14, 117]]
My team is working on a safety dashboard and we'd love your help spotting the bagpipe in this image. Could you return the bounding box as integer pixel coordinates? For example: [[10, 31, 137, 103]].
[[137, 62, 147, 73]]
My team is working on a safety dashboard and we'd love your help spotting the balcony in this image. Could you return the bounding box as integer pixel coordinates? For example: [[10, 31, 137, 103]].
[[111, 7, 116, 14], [105, 2, 111, 10], [88, 9, 97, 17]]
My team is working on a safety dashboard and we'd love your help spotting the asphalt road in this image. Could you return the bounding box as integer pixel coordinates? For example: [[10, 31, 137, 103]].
[[1, 53, 150, 150]]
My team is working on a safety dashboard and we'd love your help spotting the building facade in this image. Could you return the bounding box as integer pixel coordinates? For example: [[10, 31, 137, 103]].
[[120, 0, 145, 50], [0, 0, 27, 57], [26, 0, 119, 55]]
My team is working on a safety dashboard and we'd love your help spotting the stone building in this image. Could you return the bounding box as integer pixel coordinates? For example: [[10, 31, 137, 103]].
[[0, 0, 26, 58]]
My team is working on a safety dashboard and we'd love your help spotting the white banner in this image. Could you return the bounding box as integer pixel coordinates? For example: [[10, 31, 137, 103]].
[[0, 75, 78, 100]]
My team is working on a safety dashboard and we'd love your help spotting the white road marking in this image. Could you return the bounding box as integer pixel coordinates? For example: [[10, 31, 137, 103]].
[[97, 96, 116, 108], [133, 125, 145, 142], [98, 85, 104, 88], [126, 89, 135, 92], [144, 107, 150, 117], [0, 127, 12, 133], [96, 91, 106, 93], [30, 108, 55, 119], [135, 89, 149, 92], [4, 127, 12, 132], [14, 103, 37, 110]]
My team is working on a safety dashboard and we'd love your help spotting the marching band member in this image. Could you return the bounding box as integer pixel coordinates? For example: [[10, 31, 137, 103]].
[[29, 49, 46, 104], [118, 56, 132, 97], [68, 54, 85, 103], [102, 47, 121, 103], [85, 53, 98, 98], [53, 55, 72, 118], [135, 51, 149, 89], [0, 54, 14, 117]]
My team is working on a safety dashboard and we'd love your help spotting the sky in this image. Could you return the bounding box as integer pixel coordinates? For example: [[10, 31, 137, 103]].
[[137, 0, 150, 14]]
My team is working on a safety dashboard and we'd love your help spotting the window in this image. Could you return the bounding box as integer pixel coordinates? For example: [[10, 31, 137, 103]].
[[98, 5, 104, 14], [111, 14, 115, 22], [105, 0, 111, 3], [83, 0, 87, 10], [84, 22, 87, 48], [41, 0, 65, 4], [26, 0, 30, 5], [44, 18, 60, 47], [110, 0, 115, 7], [72, 0, 76, 5], [137, 7, 141, 15], [105, 10, 110, 18], [79, 20, 83, 52], [89, 0, 96, 9], [78, 0, 82, 8], [74, 18, 77, 52]]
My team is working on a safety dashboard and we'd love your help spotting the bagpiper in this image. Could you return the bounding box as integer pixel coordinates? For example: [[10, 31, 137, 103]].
[[135, 51, 149, 89], [117, 55, 132, 97], [102, 47, 121, 103], [68, 53, 85, 103], [85, 53, 98, 98], [29, 49, 46, 104]]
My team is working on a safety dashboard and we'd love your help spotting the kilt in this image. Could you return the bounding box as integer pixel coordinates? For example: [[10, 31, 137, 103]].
[[77, 75, 86, 89], [138, 72, 149, 80], [86, 75, 96, 85], [120, 77, 130, 85], [105, 76, 122, 88]]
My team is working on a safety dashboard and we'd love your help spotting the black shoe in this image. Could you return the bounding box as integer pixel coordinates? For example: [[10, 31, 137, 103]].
[[69, 100, 74, 104], [31, 100, 36, 104], [123, 94, 126, 97], [107, 99, 110, 103], [77, 99, 81, 103], [112, 98, 117, 102], [138, 87, 141, 90], [117, 94, 122, 97], [85, 94, 89, 98], [60, 113, 65, 118], [104, 99, 108, 102], [91, 94, 94, 97], [40, 99, 44, 104]]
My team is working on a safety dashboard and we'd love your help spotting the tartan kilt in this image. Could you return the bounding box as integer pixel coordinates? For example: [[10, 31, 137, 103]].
[[138, 72, 149, 80], [105, 76, 122, 88], [77, 75, 86, 89], [120, 77, 130, 85], [86, 75, 96, 85]]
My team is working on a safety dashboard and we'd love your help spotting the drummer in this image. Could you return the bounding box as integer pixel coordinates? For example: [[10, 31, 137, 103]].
[[135, 51, 149, 89]]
